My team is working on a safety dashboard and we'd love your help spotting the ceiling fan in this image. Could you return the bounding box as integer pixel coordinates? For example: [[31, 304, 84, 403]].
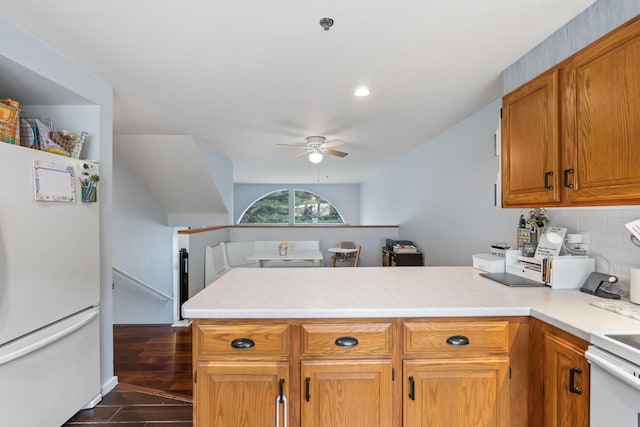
[[278, 136, 349, 164]]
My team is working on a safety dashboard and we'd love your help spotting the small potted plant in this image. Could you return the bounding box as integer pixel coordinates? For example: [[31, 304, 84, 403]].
[[80, 163, 99, 202], [278, 241, 289, 256]]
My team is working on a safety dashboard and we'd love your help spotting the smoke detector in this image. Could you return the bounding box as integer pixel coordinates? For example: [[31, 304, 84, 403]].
[[319, 18, 334, 31]]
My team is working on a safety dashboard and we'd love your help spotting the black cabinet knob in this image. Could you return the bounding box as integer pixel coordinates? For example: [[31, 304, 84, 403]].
[[230, 338, 255, 349]]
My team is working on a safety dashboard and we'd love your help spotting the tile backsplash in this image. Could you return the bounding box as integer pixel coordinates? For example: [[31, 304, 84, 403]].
[[548, 206, 640, 295]]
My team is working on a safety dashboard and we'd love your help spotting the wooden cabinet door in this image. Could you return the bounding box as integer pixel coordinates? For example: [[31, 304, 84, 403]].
[[502, 69, 561, 207], [403, 358, 509, 427], [543, 333, 589, 427], [196, 361, 289, 427], [563, 19, 640, 205], [301, 360, 393, 427]]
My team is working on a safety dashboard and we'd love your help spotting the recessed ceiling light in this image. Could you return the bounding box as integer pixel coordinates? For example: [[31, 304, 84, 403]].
[[354, 86, 370, 97]]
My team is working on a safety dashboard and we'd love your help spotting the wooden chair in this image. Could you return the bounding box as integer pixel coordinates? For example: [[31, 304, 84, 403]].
[[331, 241, 361, 267]]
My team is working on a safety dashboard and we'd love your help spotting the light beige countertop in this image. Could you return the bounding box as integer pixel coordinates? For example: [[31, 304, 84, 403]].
[[182, 266, 640, 342]]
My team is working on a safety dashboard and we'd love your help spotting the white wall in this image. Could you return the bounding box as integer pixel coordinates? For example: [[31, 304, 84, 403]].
[[112, 152, 174, 324], [234, 184, 361, 225], [193, 137, 235, 222], [361, 100, 518, 266]]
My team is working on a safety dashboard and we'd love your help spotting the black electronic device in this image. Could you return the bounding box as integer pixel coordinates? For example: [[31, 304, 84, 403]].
[[579, 272, 620, 299], [480, 272, 546, 288]]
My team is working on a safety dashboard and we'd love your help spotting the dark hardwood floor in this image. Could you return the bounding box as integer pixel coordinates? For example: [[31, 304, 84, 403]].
[[113, 324, 193, 398], [63, 324, 193, 426]]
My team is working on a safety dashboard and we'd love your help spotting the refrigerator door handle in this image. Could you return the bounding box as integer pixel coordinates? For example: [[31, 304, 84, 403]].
[[0, 309, 99, 366]]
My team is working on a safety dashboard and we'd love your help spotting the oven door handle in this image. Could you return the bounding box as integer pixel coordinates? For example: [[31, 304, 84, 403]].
[[586, 348, 640, 392]]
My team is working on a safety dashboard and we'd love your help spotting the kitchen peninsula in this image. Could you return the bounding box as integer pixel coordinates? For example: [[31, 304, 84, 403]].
[[182, 267, 640, 427]]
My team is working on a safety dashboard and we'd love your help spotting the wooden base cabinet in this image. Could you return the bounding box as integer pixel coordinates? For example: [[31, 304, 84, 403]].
[[529, 319, 590, 427], [403, 358, 510, 427], [301, 360, 393, 427], [193, 317, 529, 427], [543, 328, 590, 427], [196, 362, 289, 427]]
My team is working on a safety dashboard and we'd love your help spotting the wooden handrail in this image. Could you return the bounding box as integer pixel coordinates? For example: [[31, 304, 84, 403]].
[[178, 224, 399, 235]]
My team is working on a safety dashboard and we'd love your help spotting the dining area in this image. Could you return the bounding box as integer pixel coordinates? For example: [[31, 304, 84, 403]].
[[204, 239, 362, 286], [246, 240, 324, 268]]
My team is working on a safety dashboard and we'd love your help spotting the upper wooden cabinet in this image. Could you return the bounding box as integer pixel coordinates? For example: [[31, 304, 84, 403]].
[[563, 18, 640, 204], [502, 16, 640, 207], [502, 69, 561, 206]]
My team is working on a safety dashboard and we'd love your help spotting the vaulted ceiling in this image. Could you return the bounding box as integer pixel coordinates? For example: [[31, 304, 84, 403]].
[[3, 0, 596, 183]]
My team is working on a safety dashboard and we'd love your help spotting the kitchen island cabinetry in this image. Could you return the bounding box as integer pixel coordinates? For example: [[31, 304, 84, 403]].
[[402, 319, 524, 427], [183, 267, 640, 427], [300, 321, 394, 427], [301, 360, 392, 427], [191, 316, 528, 427], [529, 319, 590, 427], [501, 15, 640, 207], [193, 321, 292, 427], [195, 362, 289, 427], [404, 358, 509, 426]]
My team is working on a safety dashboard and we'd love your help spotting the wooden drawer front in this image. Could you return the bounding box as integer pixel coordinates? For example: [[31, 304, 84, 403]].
[[403, 321, 509, 355], [302, 322, 392, 356], [198, 324, 289, 358]]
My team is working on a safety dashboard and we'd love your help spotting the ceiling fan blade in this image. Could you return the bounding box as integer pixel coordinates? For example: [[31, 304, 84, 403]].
[[321, 139, 344, 148], [323, 149, 348, 158], [278, 143, 307, 148], [294, 150, 312, 158]]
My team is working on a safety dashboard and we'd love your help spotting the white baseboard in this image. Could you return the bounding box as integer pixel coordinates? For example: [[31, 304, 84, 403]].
[[172, 319, 192, 327], [82, 392, 103, 410], [101, 375, 118, 395]]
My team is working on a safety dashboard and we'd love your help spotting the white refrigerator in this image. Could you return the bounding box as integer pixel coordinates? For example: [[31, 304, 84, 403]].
[[0, 142, 101, 426]]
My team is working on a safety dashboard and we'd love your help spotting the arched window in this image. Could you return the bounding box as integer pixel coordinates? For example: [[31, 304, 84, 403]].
[[238, 189, 345, 225], [294, 190, 344, 224], [238, 189, 289, 224]]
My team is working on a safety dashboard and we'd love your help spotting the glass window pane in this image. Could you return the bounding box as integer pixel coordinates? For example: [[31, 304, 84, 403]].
[[238, 189, 289, 224], [294, 190, 345, 224]]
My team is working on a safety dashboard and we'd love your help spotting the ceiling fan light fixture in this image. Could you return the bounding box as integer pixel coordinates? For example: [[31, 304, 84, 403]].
[[308, 151, 323, 164], [354, 86, 370, 97]]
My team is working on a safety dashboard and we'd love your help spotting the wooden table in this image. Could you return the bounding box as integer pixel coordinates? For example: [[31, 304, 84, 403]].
[[247, 250, 324, 268]]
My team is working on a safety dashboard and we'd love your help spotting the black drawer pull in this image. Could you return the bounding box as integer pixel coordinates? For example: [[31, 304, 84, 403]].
[[408, 376, 415, 400], [305, 377, 311, 402], [335, 336, 359, 347], [544, 171, 554, 190], [230, 338, 255, 349], [564, 168, 574, 188], [569, 367, 582, 394], [446, 335, 470, 346]]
